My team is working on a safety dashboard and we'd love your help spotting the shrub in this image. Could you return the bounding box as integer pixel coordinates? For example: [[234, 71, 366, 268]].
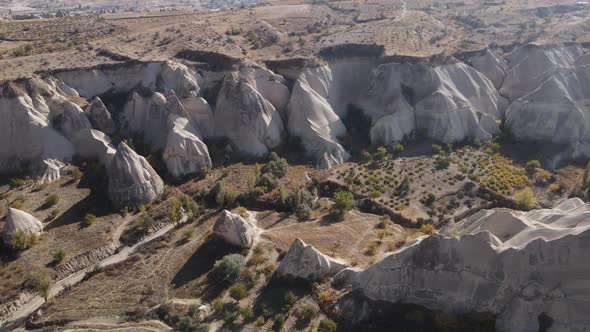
[[420, 224, 436, 234], [258, 173, 277, 192], [436, 157, 451, 169], [283, 291, 298, 311], [33, 270, 51, 300], [514, 187, 536, 210], [256, 315, 265, 326], [526, 160, 541, 171], [229, 283, 248, 300], [50, 208, 60, 220], [83, 213, 97, 226], [45, 193, 59, 207], [274, 313, 286, 327], [213, 298, 224, 312], [53, 250, 66, 264], [239, 305, 254, 320], [210, 254, 245, 285], [262, 152, 288, 179], [200, 166, 209, 178], [182, 229, 193, 240], [318, 319, 337, 332], [361, 150, 372, 161], [432, 144, 442, 154], [536, 169, 552, 184], [373, 146, 388, 161], [9, 177, 26, 189], [393, 144, 404, 155], [548, 182, 563, 193], [70, 167, 82, 181], [296, 304, 317, 322], [10, 231, 39, 250], [331, 190, 353, 220], [397, 177, 411, 193], [295, 204, 312, 220]]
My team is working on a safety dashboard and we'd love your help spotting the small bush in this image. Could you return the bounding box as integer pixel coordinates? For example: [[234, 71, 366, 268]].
[[9, 178, 26, 189], [49, 209, 59, 220], [514, 187, 536, 210], [53, 250, 66, 264], [182, 229, 193, 240], [258, 173, 277, 192], [420, 224, 436, 234], [393, 144, 404, 155], [432, 144, 442, 154], [10, 231, 39, 250], [256, 315, 265, 326], [70, 167, 82, 181], [526, 160, 541, 171], [33, 270, 51, 300], [274, 313, 286, 327], [296, 304, 317, 323], [318, 319, 337, 332], [83, 213, 97, 226], [229, 283, 248, 300], [45, 193, 59, 207]]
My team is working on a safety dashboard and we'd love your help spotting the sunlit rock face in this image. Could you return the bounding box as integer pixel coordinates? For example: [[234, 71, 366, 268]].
[[214, 69, 285, 157], [276, 238, 346, 281], [345, 198, 590, 332], [107, 142, 164, 209]]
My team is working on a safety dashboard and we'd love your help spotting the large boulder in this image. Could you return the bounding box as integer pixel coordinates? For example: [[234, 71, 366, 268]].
[[2, 208, 43, 246], [214, 71, 284, 157], [107, 142, 164, 209], [276, 238, 346, 281], [213, 210, 255, 248], [84, 97, 116, 135], [345, 198, 590, 332]]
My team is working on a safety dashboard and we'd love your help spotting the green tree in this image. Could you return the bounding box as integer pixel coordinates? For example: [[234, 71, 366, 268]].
[[332, 190, 353, 220], [210, 254, 245, 285]]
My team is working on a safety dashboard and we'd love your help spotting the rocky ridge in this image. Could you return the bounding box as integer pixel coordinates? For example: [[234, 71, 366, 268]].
[[335, 198, 590, 332]]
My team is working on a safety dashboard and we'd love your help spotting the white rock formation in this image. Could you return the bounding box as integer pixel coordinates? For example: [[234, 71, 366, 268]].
[[501, 43, 584, 100], [276, 238, 346, 281], [214, 70, 284, 157], [121, 92, 170, 152], [40, 159, 66, 183], [181, 97, 214, 138], [287, 66, 350, 168], [107, 142, 164, 209], [163, 116, 211, 179], [2, 208, 43, 245], [347, 198, 590, 332], [84, 97, 116, 135], [462, 48, 509, 89], [54, 61, 200, 99], [0, 83, 74, 176], [361, 61, 508, 144], [213, 210, 255, 248], [72, 129, 116, 166], [50, 101, 92, 140]]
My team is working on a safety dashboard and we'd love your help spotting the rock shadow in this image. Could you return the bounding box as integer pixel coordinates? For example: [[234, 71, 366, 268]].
[[44, 191, 112, 231], [171, 239, 238, 289]]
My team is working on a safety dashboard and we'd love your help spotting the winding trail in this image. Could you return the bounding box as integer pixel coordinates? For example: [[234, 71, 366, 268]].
[[0, 214, 189, 332]]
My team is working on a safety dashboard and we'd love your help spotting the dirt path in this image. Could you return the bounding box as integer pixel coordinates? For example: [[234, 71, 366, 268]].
[[0, 214, 189, 331]]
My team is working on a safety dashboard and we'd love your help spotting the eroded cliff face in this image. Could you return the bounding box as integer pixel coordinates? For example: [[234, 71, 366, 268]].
[[331, 198, 590, 332], [1, 42, 590, 184]]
